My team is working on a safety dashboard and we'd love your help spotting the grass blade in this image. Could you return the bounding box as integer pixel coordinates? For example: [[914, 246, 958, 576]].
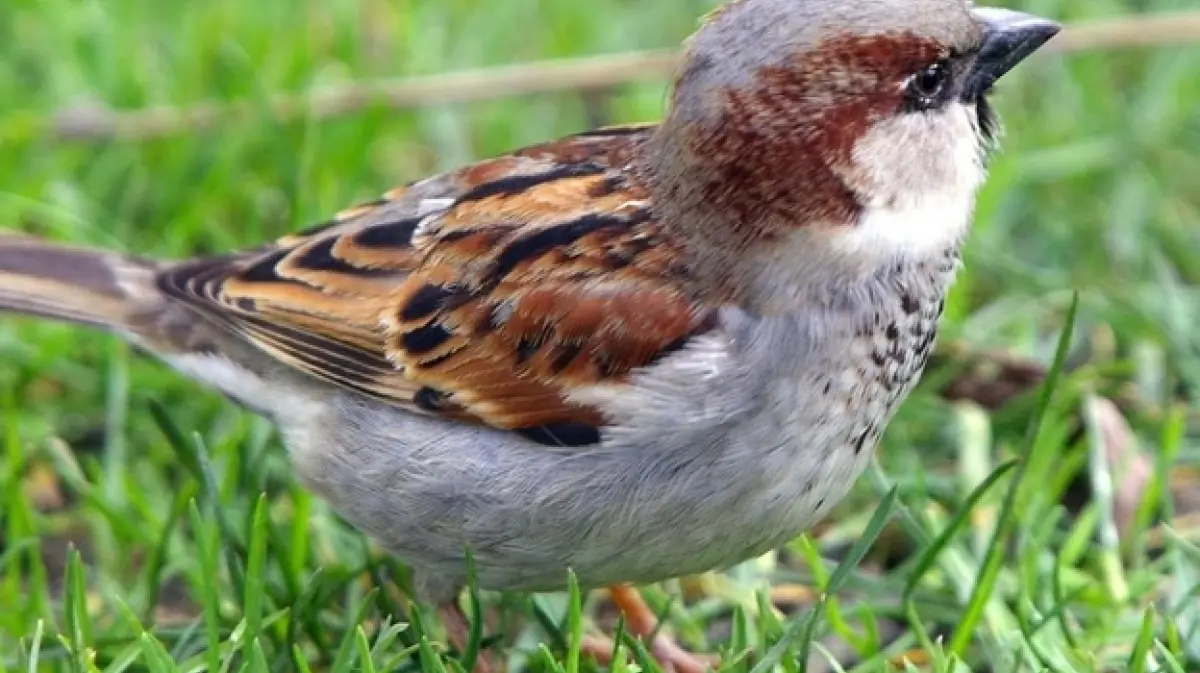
[[242, 493, 270, 656], [188, 500, 224, 673], [949, 292, 1079, 656], [63, 546, 92, 668], [751, 486, 898, 673], [565, 570, 582, 673], [330, 588, 379, 673], [458, 548, 484, 673], [902, 459, 1017, 601]]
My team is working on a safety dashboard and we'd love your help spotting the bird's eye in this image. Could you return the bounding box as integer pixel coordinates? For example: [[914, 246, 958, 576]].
[[906, 61, 950, 105]]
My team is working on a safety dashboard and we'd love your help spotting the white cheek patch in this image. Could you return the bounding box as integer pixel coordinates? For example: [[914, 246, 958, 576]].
[[833, 105, 986, 260], [839, 182, 976, 259]]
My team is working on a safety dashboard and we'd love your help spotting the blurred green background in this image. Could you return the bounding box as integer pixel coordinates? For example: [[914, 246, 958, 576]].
[[2, 0, 1199, 670]]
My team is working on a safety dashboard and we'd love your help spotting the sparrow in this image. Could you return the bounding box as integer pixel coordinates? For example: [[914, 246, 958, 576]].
[[0, 0, 1059, 670]]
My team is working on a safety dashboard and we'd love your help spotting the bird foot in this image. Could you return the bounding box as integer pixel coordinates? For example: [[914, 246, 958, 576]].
[[581, 633, 717, 673], [581, 585, 717, 673]]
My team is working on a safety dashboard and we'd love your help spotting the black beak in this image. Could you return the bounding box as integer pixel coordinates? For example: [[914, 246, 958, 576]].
[[964, 8, 1061, 100]]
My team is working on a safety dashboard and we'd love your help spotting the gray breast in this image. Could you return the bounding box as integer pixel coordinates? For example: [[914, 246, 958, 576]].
[[822, 253, 954, 464], [282, 252, 959, 599]]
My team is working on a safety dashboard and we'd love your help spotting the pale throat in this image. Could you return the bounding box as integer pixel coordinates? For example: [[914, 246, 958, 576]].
[[746, 119, 983, 311], [832, 103, 988, 262], [833, 185, 976, 261], [734, 182, 977, 315]]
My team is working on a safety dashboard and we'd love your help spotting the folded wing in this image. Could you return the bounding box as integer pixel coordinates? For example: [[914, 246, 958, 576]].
[[156, 127, 718, 446]]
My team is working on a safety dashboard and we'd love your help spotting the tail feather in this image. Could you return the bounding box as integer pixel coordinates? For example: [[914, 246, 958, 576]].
[[0, 233, 163, 332], [0, 233, 302, 421]]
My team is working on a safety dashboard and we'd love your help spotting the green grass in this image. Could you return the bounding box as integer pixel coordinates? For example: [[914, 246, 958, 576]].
[[2, 0, 1200, 670]]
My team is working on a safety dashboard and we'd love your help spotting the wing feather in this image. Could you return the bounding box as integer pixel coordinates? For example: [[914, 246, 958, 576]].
[[155, 126, 718, 444]]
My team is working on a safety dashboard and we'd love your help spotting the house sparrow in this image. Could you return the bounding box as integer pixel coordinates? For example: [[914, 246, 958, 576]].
[[0, 0, 1058, 670]]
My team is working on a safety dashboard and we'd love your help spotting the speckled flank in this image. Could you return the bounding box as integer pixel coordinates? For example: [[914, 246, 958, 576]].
[[284, 245, 960, 597]]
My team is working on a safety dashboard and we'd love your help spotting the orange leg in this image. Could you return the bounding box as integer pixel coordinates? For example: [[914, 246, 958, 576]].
[[581, 585, 717, 673]]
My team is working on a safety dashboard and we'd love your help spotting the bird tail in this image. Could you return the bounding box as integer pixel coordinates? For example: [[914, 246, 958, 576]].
[[0, 232, 164, 333]]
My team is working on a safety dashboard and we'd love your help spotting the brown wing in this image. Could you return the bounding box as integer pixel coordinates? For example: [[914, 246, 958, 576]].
[[156, 125, 718, 445]]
